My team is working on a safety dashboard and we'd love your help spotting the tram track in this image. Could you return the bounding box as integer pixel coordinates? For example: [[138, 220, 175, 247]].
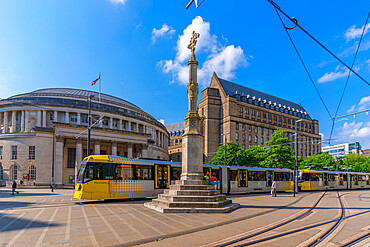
[[213, 191, 328, 247], [342, 232, 370, 246], [212, 191, 352, 247]]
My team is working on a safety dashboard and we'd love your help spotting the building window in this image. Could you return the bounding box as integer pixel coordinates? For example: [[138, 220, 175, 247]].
[[288, 119, 291, 124], [261, 128, 264, 135], [257, 111, 261, 117], [236, 122, 239, 130], [249, 135, 252, 142], [273, 116, 277, 121], [268, 114, 272, 120], [242, 144, 245, 150], [249, 125, 251, 131], [236, 133, 239, 140], [102, 119, 109, 126], [287, 133, 289, 139], [0, 163, 3, 179], [305, 144, 307, 150], [278, 117, 282, 122], [29, 146, 35, 160], [263, 112, 266, 118], [261, 137, 264, 144], [283, 118, 286, 123], [245, 108, 249, 114], [113, 119, 118, 128], [300, 143, 303, 149], [0, 146, 2, 160], [11, 165, 17, 180], [266, 129, 269, 135], [67, 148, 76, 168], [255, 126, 258, 133], [28, 165, 36, 180], [11, 146, 17, 160], [242, 124, 246, 131], [255, 136, 258, 143], [60, 114, 66, 122], [71, 115, 78, 123], [243, 134, 245, 141], [81, 116, 88, 123], [251, 110, 255, 116], [49, 112, 54, 121]]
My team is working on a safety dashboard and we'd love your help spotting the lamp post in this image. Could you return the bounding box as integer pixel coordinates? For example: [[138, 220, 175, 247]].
[[87, 95, 94, 157], [51, 125, 55, 192], [294, 119, 303, 197], [223, 132, 230, 167]]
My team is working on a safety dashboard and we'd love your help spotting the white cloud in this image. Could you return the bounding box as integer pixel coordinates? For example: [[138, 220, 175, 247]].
[[344, 23, 370, 42], [158, 119, 165, 125], [107, 0, 127, 5], [336, 121, 370, 148], [135, 23, 142, 30], [152, 24, 176, 44], [159, 16, 248, 87], [347, 104, 356, 113], [359, 95, 370, 111], [317, 66, 349, 83], [339, 40, 370, 57]]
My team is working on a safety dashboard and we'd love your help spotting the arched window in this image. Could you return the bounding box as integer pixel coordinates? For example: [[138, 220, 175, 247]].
[[11, 165, 17, 180], [29, 165, 36, 180], [0, 163, 3, 180]]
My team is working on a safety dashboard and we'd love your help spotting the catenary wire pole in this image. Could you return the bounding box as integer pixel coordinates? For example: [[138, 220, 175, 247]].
[[87, 95, 94, 157]]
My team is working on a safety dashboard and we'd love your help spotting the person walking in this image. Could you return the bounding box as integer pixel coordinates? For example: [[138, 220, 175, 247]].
[[271, 180, 277, 197], [12, 181, 19, 195]]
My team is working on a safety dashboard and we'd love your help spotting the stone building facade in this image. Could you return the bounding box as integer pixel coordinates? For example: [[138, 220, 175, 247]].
[[198, 73, 321, 163], [166, 122, 185, 162], [0, 88, 169, 186]]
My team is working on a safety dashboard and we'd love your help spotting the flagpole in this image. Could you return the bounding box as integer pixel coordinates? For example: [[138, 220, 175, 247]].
[[99, 72, 101, 104]]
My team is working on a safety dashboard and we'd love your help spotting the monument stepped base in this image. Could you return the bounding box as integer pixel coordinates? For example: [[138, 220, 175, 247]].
[[144, 180, 239, 213]]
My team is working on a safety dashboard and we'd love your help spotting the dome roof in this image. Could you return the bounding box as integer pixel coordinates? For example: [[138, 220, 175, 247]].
[[8, 88, 141, 110]]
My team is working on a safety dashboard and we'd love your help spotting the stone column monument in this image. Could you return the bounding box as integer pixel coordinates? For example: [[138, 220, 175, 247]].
[[144, 31, 239, 213]]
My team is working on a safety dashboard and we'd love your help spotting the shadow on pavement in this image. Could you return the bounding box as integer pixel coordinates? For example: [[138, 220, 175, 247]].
[[0, 190, 58, 198], [0, 214, 59, 232], [0, 201, 36, 210]]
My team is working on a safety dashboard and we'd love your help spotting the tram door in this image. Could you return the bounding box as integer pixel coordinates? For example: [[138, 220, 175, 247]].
[[266, 171, 274, 187], [323, 173, 328, 186], [155, 165, 170, 189]]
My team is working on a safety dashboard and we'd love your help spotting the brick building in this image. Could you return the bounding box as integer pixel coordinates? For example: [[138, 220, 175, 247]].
[[198, 73, 321, 163], [166, 122, 185, 162]]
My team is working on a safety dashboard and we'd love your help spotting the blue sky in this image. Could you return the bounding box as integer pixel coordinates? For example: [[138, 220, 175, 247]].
[[0, 0, 369, 148]]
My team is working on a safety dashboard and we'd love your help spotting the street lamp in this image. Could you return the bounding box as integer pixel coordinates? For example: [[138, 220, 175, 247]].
[[222, 132, 230, 167], [294, 119, 303, 197]]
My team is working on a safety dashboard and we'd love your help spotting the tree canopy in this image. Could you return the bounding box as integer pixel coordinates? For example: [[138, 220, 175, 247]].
[[340, 153, 370, 172], [299, 152, 336, 170], [209, 142, 241, 166]]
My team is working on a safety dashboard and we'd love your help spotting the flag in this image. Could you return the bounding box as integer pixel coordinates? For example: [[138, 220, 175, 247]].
[[91, 75, 100, 85]]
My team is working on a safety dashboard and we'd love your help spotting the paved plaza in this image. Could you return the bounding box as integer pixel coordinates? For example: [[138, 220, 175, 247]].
[[0, 188, 370, 247]]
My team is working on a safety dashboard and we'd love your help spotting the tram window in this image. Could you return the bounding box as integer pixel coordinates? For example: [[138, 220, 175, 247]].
[[136, 165, 152, 180], [238, 170, 247, 187], [301, 173, 311, 181], [274, 172, 290, 181], [311, 173, 322, 181], [115, 164, 133, 180], [84, 164, 94, 182], [77, 160, 87, 183], [211, 169, 220, 180], [171, 167, 181, 180], [231, 170, 238, 181], [96, 166, 104, 180], [359, 175, 367, 181], [343, 174, 347, 181], [328, 175, 336, 181], [248, 171, 266, 181]]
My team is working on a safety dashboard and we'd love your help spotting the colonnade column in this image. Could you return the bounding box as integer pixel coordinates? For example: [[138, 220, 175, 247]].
[[2, 112, 7, 133], [21, 110, 25, 132], [141, 144, 148, 158], [136, 123, 139, 132], [55, 136, 64, 186], [11, 111, 16, 133], [128, 121, 131, 131], [37, 110, 42, 127], [77, 113, 81, 125], [75, 138, 82, 180], [42, 110, 47, 127], [94, 140, 100, 155], [24, 110, 29, 132], [112, 141, 117, 156], [127, 143, 133, 158], [65, 112, 69, 124], [110, 117, 113, 129], [99, 116, 103, 127], [54, 111, 58, 122], [119, 119, 123, 130]]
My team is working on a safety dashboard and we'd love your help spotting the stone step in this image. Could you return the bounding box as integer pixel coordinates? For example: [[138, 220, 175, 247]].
[[151, 199, 232, 208], [144, 202, 240, 213], [175, 180, 209, 186], [158, 194, 227, 202], [164, 189, 220, 196], [169, 184, 216, 191]]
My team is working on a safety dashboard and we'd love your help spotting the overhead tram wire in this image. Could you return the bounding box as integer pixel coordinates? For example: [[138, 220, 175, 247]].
[[267, 0, 370, 87], [273, 9, 333, 120], [328, 12, 370, 143]]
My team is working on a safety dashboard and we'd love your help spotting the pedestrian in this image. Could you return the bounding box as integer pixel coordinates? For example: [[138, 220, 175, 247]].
[[12, 181, 19, 195], [204, 171, 210, 181], [209, 173, 219, 190], [271, 180, 277, 197]]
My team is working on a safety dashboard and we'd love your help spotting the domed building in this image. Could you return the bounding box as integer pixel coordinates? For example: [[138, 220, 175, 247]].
[[0, 88, 169, 186]]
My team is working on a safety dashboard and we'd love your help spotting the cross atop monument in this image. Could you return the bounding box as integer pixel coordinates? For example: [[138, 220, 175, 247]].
[[188, 31, 200, 55]]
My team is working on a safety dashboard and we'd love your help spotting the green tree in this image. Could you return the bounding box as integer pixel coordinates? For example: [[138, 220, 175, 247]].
[[299, 153, 336, 170], [340, 153, 370, 172], [209, 142, 242, 166], [260, 129, 296, 169], [234, 145, 265, 167]]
